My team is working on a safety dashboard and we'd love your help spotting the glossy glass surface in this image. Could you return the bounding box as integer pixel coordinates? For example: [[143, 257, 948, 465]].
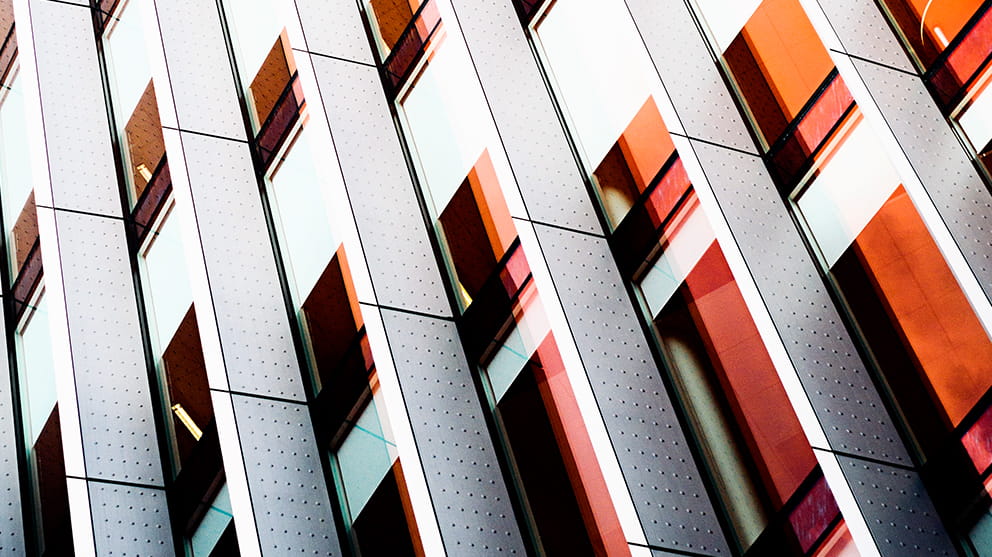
[[16, 290, 74, 555], [795, 117, 992, 433], [0, 71, 37, 277]]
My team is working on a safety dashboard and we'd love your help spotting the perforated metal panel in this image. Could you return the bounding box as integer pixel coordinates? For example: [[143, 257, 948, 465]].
[[836, 456, 956, 556], [624, 0, 757, 154], [381, 309, 527, 555], [533, 224, 730, 555], [292, 0, 373, 65], [27, 0, 120, 216], [310, 56, 451, 317], [0, 319, 25, 555], [175, 131, 306, 401], [231, 394, 342, 556], [51, 211, 165, 485], [849, 59, 992, 299], [152, 0, 245, 139], [814, 0, 916, 73], [88, 483, 174, 556], [688, 140, 912, 466], [449, 0, 600, 234]]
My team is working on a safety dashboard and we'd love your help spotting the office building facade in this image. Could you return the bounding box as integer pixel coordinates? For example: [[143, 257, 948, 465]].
[[0, 0, 990, 555]]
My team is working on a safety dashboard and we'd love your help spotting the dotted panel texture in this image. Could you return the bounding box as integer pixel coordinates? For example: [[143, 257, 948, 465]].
[[836, 456, 956, 556], [177, 132, 305, 400], [534, 224, 730, 555], [153, 0, 245, 139], [88, 483, 174, 556], [624, 0, 758, 154], [231, 395, 342, 556], [292, 0, 373, 65], [852, 59, 992, 299], [0, 324, 25, 554], [28, 0, 120, 216], [53, 211, 165, 485], [688, 140, 913, 466], [815, 0, 916, 73], [310, 56, 451, 316], [380, 309, 528, 555], [449, 0, 601, 234]]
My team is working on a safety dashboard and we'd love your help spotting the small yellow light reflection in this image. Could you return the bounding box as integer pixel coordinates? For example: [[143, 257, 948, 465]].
[[172, 403, 203, 441]]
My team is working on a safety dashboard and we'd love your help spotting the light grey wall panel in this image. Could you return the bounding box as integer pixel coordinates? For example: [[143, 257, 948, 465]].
[[534, 224, 730, 555], [450, 0, 601, 234], [814, 0, 916, 73], [309, 56, 451, 317], [849, 59, 992, 298], [0, 318, 25, 554], [175, 131, 306, 401], [28, 0, 119, 217], [52, 211, 164, 485], [231, 395, 342, 556], [153, 0, 244, 139], [837, 456, 956, 556], [292, 0, 373, 64], [688, 140, 912, 466], [89, 483, 173, 556], [624, 0, 758, 154], [381, 309, 527, 555]]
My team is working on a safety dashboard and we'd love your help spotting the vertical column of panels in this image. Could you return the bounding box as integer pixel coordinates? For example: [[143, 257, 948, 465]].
[[293, 3, 529, 549], [152, 1, 342, 554]]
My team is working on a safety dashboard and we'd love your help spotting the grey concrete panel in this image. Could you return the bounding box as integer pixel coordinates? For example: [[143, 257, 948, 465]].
[[309, 56, 451, 317], [292, 0, 373, 64], [836, 456, 956, 556], [850, 58, 992, 299], [27, 0, 120, 216], [534, 224, 731, 555], [52, 211, 164, 485], [0, 319, 25, 554], [88, 483, 174, 556], [231, 395, 342, 556], [381, 309, 527, 555], [815, 0, 916, 73], [688, 140, 913, 466], [175, 132, 306, 401], [625, 0, 759, 154], [450, 0, 601, 234], [152, 0, 245, 139]]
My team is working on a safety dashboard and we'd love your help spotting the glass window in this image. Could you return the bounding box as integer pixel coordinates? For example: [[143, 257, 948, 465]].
[[16, 289, 74, 555], [794, 115, 992, 441], [331, 378, 422, 555], [0, 70, 38, 277], [878, 0, 985, 68], [138, 204, 234, 553], [104, 0, 166, 205]]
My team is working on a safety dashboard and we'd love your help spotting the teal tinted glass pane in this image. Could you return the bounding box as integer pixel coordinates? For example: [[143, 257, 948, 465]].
[[19, 291, 56, 444], [189, 483, 234, 556], [104, 0, 152, 118], [268, 128, 338, 302], [142, 207, 194, 350], [0, 73, 32, 229], [336, 399, 394, 518]]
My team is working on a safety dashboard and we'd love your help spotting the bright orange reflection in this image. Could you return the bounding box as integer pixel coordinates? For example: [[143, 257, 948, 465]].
[[840, 185, 992, 426], [593, 96, 676, 227], [724, 0, 834, 145]]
